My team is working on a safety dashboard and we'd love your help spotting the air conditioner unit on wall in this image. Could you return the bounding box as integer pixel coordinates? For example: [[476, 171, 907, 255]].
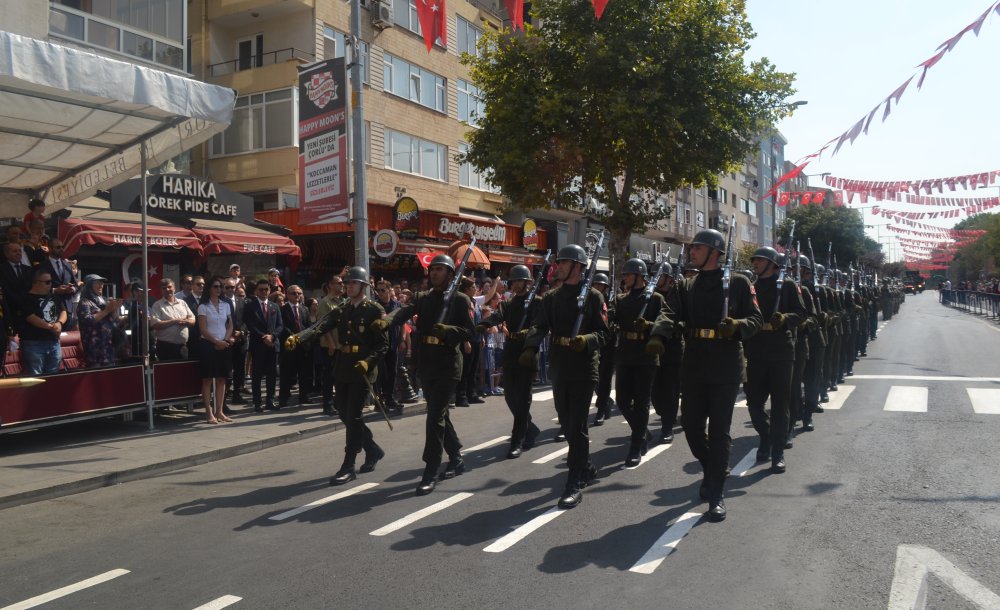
[[372, 0, 394, 28]]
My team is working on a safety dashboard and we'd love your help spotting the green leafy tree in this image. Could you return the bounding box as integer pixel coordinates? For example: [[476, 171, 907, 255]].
[[775, 204, 876, 273], [950, 214, 1000, 280], [461, 0, 795, 267]]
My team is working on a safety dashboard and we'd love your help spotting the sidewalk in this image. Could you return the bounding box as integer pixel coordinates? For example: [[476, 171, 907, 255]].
[[0, 399, 429, 511]]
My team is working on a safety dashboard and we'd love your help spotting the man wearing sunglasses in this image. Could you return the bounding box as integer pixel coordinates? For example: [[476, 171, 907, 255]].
[[41, 238, 80, 331], [18, 269, 67, 374]]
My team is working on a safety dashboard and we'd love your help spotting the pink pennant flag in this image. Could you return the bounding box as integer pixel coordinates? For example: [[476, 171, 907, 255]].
[[592, 0, 610, 19]]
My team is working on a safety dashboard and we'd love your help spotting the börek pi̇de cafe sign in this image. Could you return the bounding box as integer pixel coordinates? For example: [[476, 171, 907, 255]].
[[111, 175, 254, 223]]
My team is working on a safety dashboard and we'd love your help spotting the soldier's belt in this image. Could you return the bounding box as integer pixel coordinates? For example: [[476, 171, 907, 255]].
[[552, 336, 574, 346], [421, 336, 442, 345], [340, 344, 361, 353], [622, 331, 645, 340], [686, 328, 720, 339]]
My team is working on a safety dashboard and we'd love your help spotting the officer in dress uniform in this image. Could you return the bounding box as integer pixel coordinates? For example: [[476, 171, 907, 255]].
[[521, 244, 610, 509], [612, 258, 663, 467], [651, 229, 762, 522], [384, 254, 474, 496], [651, 264, 682, 444], [744, 247, 807, 473], [800, 258, 827, 431], [591, 272, 617, 427], [477, 265, 542, 459], [329, 267, 389, 485]]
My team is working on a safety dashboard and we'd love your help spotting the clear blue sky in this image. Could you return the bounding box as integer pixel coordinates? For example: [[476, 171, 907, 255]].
[[746, 0, 1000, 256]]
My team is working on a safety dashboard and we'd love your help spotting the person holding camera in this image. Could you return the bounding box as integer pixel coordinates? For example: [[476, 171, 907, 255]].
[[76, 274, 123, 368]]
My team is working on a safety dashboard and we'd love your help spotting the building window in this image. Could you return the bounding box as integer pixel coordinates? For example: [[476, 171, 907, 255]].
[[457, 16, 482, 57], [210, 88, 296, 157], [384, 129, 447, 181], [458, 143, 497, 191], [392, 0, 444, 46], [50, 1, 185, 69], [322, 26, 370, 84], [382, 54, 446, 113], [457, 79, 485, 126]]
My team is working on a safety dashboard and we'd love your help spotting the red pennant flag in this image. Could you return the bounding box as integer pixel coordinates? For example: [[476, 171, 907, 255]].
[[504, 0, 524, 30], [592, 0, 610, 19], [415, 0, 447, 52]]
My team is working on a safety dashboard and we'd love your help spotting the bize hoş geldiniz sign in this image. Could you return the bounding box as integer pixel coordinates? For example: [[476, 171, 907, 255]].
[[298, 58, 349, 225], [110, 174, 254, 223]]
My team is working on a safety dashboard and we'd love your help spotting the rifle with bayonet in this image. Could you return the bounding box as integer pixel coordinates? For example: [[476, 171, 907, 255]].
[[833, 254, 840, 294], [808, 238, 822, 315], [826, 242, 833, 288], [571, 231, 607, 338], [773, 220, 796, 316], [795, 241, 802, 285], [674, 244, 685, 285], [513, 249, 551, 333], [637, 260, 668, 320], [721, 213, 737, 322], [436, 234, 478, 325]]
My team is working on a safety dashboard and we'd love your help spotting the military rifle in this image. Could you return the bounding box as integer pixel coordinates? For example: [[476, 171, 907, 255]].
[[773, 220, 796, 316], [795, 241, 802, 285], [808, 238, 822, 315], [435, 233, 478, 325], [570, 231, 607, 338], [513, 249, 551, 333], [833, 254, 840, 294], [721, 214, 737, 322], [674, 244, 685, 284], [826, 242, 833, 288], [638, 260, 668, 320]]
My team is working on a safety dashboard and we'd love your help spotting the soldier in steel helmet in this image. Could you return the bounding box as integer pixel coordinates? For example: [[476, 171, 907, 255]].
[[328, 266, 389, 485], [650, 228, 762, 522], [651, 261, 682, 444], [744, 247, 807, 473], [383, 254, 474, 496], [477, 264, 542, 458], [612, 258, 663, 467], [799, 258, 827, 431], [521, 243, 610, 509], [591, 271, 617, 427]]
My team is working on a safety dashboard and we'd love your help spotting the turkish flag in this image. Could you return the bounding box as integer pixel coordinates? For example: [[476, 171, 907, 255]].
[[416, 0, 447, 52], [779, 192, 790, 206], [592, 0, 610, 19], [801, 192, 812, 205], [417, 249, 435, 270], [504, 0, 524, 30]]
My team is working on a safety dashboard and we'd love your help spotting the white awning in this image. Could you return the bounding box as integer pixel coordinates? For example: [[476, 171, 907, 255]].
[[0, 31, 236, 217]]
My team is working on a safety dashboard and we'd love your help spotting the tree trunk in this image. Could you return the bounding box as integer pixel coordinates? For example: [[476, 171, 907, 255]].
[[608, 224, 632, 293]]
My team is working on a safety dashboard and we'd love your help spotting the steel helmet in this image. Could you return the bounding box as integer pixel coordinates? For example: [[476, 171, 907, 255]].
[[691, 229, 726, 253], [592, 272, 610, 286], [346, 266, 370, 283], [622, 258, 647, 276], [556, 244, 588, 265], [429, 254, 456, 272], [814, 263, 826, 276], [798, 255, 812, 270], [775, 253, 787, 267], [751, 246, 780, 265], [658, 262, 673, 277], [508, 265, 532, 281]]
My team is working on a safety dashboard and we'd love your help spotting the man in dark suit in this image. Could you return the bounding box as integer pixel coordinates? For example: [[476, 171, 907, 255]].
[[183, 275, 205, 358], [279, 284, 313, 407], [2, 243, 33, 319], [39, 238, 80, 331], [224, 278, 249, 405], [245, 278, 283, 411]]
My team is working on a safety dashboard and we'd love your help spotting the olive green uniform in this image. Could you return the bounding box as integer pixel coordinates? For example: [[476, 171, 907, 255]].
[[613, 288, 663, 449], [333, 298, 388, 460]]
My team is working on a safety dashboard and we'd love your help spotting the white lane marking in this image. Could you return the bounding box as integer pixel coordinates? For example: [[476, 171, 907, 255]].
[[2, 569, 130, 610], [733, 449, 758, 477], [825, 385, 855, 410], [532, 445, 569, 464], [889, 544, 1000, 609], [465, 436, 510, 452], [967, 388, 1000, 414], [370, 492, 475, 536], [483, 507, 568, 553], [533, 390, 554, 401], [884, 386, 928, 413], [625, 442, 672, 469], [192, 596, 242, 610], [852, 375, 1000, 382], [628, 512, 702, 574], [269, 483, 379, 521], [735, 399, 747, 408]]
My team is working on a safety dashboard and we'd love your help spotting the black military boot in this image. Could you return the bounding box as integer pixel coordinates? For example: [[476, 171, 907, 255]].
[[441, 455, 466, 479], [706, 477, 727, 522], [553, 427, 567, 443], [558, 470, 583, 509], [579, 463, 598, 488], [522, 421, 540, 450], [699, 474, 712, 502], [507, 441, 523, 459], [359, 443, 385, 474], [756, 435, 771, 462], [661, 424, 674, 445], [771, 454, 787, 474], [592, 409, 607, 427], [330, 453, 357, 486], [416, 465, 437, 496], [624, 440, 642, 467]]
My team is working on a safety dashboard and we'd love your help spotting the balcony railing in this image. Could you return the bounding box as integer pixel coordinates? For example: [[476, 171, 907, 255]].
[[208, 47, 314, 76]]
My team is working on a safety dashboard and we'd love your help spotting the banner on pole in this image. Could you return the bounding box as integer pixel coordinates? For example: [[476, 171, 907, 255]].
[[298, 58, 349, 225]]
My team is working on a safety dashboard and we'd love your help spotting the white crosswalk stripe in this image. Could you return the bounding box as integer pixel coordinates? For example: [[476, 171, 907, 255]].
[[269, 483, 379, 521], [483, 507, 568, 553], [629, 511, 702, 574], [1, 569, 130, 610], [883, 386, 928, 413], [370, 493, 475, 537], [824, 385, 855, 410], [966, 388, 1000, 414], [191, 596, 242, 610]]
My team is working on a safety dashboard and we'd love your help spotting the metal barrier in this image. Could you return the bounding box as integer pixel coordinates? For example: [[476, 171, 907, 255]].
[[940, 289, 1000, 319]]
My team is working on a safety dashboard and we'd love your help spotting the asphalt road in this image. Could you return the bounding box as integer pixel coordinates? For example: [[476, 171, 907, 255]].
[[3, 291, 999, 610]]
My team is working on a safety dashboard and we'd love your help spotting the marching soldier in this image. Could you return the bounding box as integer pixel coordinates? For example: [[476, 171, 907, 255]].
[[652, 229, 762, 522], [612, 259, 663, 467], [801, 260, 827, 430], [477, 265, 542, 459], [651, 264, 682, 444], [384, 254, 474, 496], [823, 273, 842, 398], [592, 272, 617, 427], [788, 254, 811, 438], [744, 247, 807, 473], [329, 267, 389, 485], [521, 244, 610, 509], [880, 279, 893, 321]]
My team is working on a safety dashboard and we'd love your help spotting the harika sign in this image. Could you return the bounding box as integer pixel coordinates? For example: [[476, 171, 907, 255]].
[[298, 58, 349, 226]]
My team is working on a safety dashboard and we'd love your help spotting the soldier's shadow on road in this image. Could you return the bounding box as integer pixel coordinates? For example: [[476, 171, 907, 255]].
[[162, 476, 332, 518]]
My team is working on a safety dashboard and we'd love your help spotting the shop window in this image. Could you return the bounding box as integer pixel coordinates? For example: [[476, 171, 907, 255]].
[[384, 129, 447, 181], [383, 54, 446, 113], [211, 88, 296, 157]]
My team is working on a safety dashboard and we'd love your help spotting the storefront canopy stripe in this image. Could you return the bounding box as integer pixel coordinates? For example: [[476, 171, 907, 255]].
[[59, 217, 204, 257], [191, 228, 302, 263], [0, 31, 236, 217]]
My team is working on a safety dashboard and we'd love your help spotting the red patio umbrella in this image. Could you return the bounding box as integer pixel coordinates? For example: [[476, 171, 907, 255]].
[[447, 239, 491, 270]]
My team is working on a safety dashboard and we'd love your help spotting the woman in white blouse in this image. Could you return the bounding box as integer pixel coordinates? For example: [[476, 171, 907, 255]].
[[197, 276, 234, 424]]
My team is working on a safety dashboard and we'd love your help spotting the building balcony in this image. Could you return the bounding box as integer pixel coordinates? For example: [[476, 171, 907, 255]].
[[207, 50, 313, 93], [207, 0, 314, 27]]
